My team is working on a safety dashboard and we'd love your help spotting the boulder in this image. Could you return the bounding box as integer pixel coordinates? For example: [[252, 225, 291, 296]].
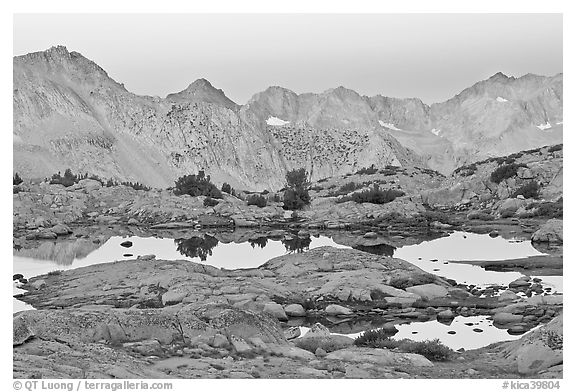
[[284, 304, 306, 317], [13, 314, 35, 346], [31, 279, 46, 290], [267, 344, 316, 360], [51, 224, 72, 236], [229, 335, 252, 353], [76, 179, 102, 192], [498, 198, 527, 217], [509, 278, 531, 289], [303, 323, 330, 338], [123, 339, 163, 356], [263, 302, 288, 321], [502, 314, 563, 375], [324, 304, 353, 317], [493, 312, 524, 325], [284, 327, 301, 340], [405, 284, 448, 300], [120, 241, 133, 248], [326, 347, 433, 367], [210, 333, 229, 348], [498, 290, 519, 302], [532, 219, 563, 243], [26, 229, 57, 240], [161, 289, 187, 305], [437, 310, 454, 320]]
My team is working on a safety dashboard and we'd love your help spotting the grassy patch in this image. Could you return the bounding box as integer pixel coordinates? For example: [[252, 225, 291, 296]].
[[336, 184, 404, 204], [355, 330, 453, 361], [523, 199, 563, 219]]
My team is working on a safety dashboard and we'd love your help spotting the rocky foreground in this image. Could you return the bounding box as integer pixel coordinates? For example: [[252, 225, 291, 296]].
[[14, 246, 562, 379], [13, 144, 563, 379]]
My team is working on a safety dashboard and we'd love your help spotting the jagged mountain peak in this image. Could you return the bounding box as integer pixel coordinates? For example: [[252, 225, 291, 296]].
[[167, 78, 238, 110], [14, 45, 126, 93], [13, 46, 562, 188], [322, 85, 363, 99], [488, 71, 514, 82]]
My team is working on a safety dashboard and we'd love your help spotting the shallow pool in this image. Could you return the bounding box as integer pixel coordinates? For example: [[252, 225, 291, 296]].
[[393, 231, 562, 291], [300, 315, 537, 351], [13, 230, 562, 314]]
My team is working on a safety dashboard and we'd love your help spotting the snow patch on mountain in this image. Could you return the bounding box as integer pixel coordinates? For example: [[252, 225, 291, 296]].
[[379, 121, 402, 131], [496, 97, 508, 102], [266, 116, 290, 126], [536, 122, 552, 131]]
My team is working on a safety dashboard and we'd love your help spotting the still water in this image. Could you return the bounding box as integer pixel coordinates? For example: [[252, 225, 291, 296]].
[[14, 229, 562, 347]]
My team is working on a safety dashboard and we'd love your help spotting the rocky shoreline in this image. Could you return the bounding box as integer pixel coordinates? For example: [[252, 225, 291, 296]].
[[13, 146, 563, 379], [14, 241, 563, 379]]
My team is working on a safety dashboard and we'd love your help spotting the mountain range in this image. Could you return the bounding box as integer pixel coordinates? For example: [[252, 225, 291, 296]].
[[13, 46, 562, 190]]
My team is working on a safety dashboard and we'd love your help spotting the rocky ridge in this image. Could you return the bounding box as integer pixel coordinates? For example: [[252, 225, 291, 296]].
[[14, 46, 421, 190], [14, 46, 562, 189]]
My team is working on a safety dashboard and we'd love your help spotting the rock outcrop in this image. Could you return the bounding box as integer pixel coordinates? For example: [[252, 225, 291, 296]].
[[532, 219, 563, 243], [501, 314, 563, 376], [420, 145, 563, 208]]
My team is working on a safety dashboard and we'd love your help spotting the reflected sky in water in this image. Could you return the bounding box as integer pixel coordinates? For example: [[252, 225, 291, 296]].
[[13, 235, 350, 278], [300, 315, 536, 351], [13, 230, 562, 313], [393, 231, 558, 289]]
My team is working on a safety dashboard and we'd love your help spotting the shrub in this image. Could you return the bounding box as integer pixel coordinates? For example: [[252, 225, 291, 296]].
[[174, 171, 222, 199], [283, 168, 311, 210], [355, 331, 453, 361], [50, 168, 78, 187], [247, 194, 267, 208], [283, 187, 310, 210], [13, 173, 23, 185], [388, 273, 436, 289], [295, 336, 353, 353], [454, 163, 477, 177], [203, 197, 220, 207], [356, 164, 378, 175], [339, 182, 359, 194], [379, 169, 397, 176], [512, 181, 539, 199], [467, 211, 495, 221], [221, 182, 232, 194], [121, 181, 150, 191], [337, 184, 404, 204], [327, 181, 360, 197], [524, 199, 563, 219], [490, 163, 525, 184], [548, 144, 562, 153], [354, 329, 395, 346], [285, 168, 308, 188]]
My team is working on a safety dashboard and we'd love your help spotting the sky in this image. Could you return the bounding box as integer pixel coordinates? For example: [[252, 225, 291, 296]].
[[13, 13, 562, 105]]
